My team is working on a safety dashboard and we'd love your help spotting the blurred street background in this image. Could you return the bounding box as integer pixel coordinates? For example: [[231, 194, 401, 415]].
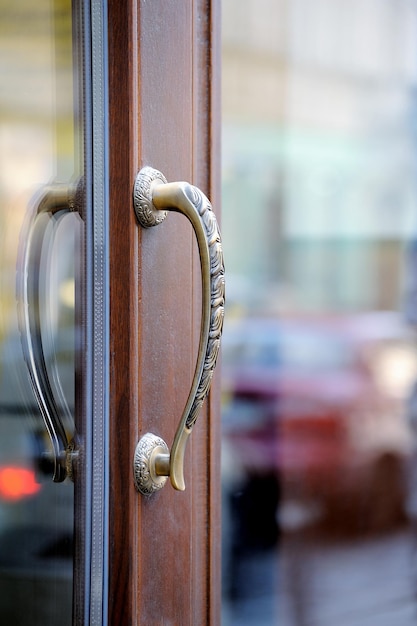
[[221, 1, 417, 623], [222, 525, 417, 625]]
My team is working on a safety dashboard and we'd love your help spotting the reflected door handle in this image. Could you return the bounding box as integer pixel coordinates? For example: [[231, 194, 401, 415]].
[[132, 166, 225, 494], [17, 183, 80, 482]]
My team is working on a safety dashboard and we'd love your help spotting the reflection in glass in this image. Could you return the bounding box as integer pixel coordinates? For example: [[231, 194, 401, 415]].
[[0, 1, 78, 623], [222, 1, 417, 624]]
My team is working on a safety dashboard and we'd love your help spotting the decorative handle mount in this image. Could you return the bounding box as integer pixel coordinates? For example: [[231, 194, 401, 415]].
[[132, 166, 225, 494]]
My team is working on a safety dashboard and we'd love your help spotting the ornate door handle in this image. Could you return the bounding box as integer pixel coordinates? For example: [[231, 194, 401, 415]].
[[17, 184, 80, 482], [132, 167, 225, 493]]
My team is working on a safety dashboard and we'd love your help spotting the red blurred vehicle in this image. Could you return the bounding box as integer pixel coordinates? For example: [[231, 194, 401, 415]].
[[222, 312, 415, 531]]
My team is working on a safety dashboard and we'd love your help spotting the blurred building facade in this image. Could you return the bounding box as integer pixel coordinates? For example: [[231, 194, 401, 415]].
[[222, 0, 417, 314]]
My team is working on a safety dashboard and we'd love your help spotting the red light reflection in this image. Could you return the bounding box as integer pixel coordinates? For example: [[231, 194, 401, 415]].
[[0, 467, 41, 501]]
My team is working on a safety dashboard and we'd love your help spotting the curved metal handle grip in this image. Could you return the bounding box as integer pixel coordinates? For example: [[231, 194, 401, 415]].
[[132, 166, 225, 493], [17, 184, 79, 482]]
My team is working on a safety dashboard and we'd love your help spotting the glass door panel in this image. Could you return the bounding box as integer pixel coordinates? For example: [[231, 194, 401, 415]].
[[222, 1, 417, 624], [0, 1, 81, 622]]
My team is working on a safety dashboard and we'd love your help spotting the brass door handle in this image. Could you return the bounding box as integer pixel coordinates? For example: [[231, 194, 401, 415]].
[[17, 184, 80, 482], [132, 166, 225, 493]]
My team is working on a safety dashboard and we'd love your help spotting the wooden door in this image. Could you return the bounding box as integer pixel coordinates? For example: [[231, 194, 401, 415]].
[[0, 2, 220, 623], [107, 1, 221, 624]]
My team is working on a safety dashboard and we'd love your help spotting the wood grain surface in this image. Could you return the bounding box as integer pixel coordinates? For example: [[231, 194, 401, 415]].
[[107, 1, 221, 623]]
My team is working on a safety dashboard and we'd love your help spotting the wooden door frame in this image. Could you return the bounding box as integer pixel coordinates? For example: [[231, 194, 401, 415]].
[[107, 1, 221, 623]]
